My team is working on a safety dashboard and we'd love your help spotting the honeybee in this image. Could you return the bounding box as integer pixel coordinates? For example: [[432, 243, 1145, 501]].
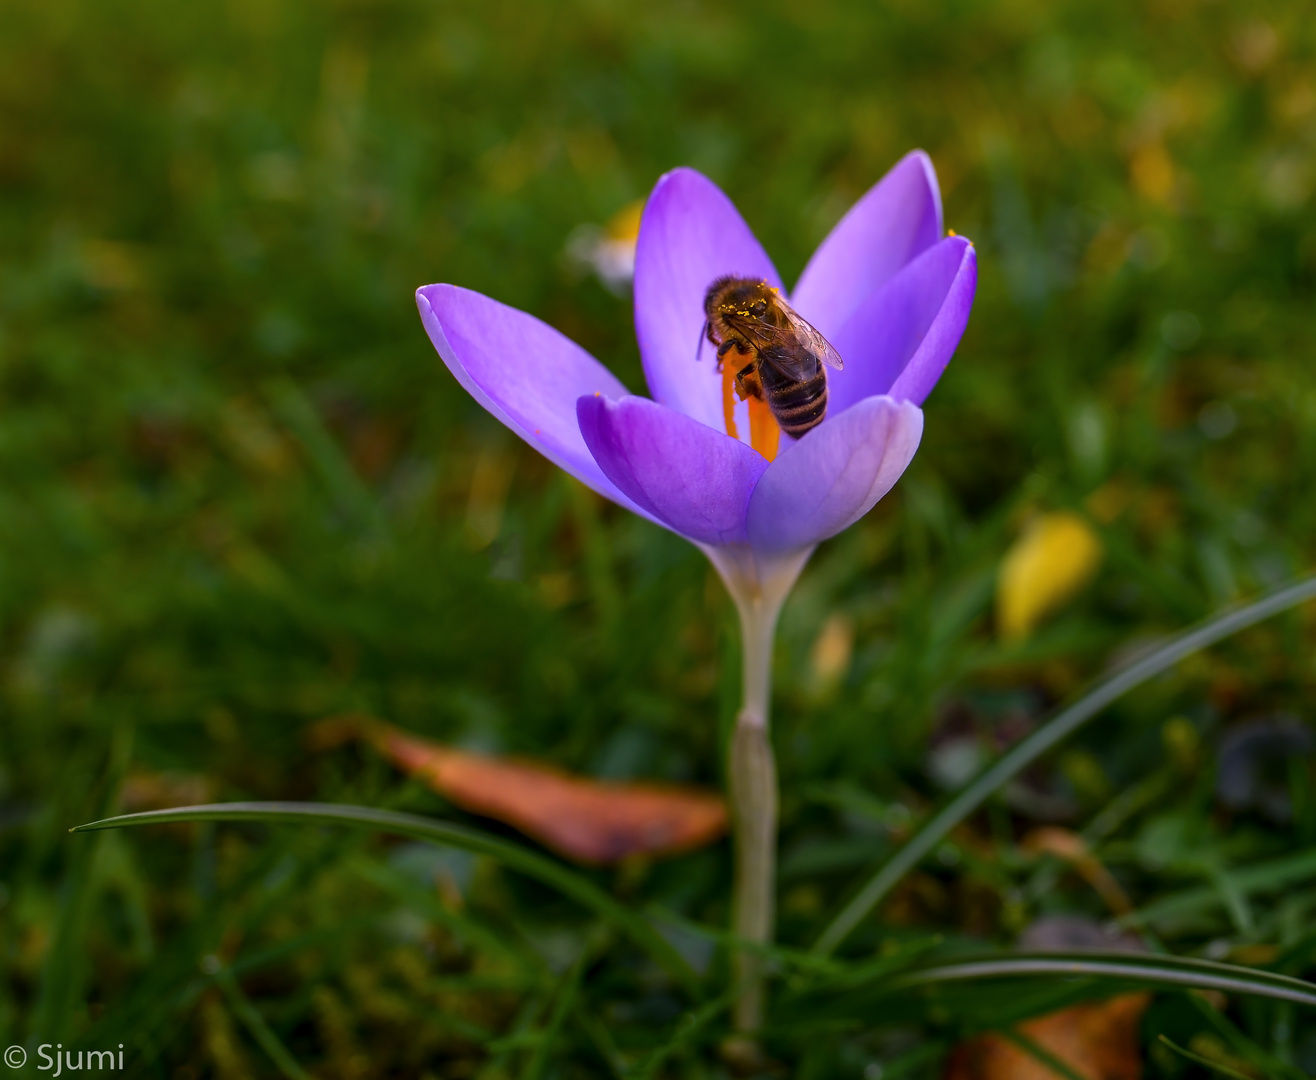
[[701, 276, 844, 438]]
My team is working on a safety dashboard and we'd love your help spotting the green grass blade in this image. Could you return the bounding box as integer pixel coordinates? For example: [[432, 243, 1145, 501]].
[[626, 987, 740, 1080], [1118, 847, 1316, 929], [774, 937, 945, 1002], [647, 905, 905, 978], [869, 1042, 947, 1080], [31, 722, 135, 1044], [814, 572, 1316, 956], [524, 952, 587, 1080], [69, 801, 701, 996], [211, 963, 310, 1080], [1001, 1028, 1088, 1080], [890, 950, 1316, 1009], [262, 376, 384, 536], [573, 1005, 628, 1078], [1187, 992, 1308, 1080], [1156, 1035, 1255, 1080], [345, 854, 533, 965]]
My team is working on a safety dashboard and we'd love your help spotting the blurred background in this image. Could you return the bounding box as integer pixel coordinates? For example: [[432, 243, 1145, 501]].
[[1, 0, 1315, 1075]]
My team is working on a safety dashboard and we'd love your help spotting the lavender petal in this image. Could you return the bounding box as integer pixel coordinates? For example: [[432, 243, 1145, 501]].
[[791, 150, 943, 342], [827, 236, 976, 415], [746, 396, 923, 552], [416, 284, 647, 515], [633, 168, 782, 433], [577, 394, 769, 546]]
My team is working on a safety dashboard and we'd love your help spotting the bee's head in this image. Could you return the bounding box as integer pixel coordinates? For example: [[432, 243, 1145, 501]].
[[706, 276, 775, 321]]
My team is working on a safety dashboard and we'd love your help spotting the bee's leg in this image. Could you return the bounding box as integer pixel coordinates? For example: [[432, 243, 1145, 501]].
[[715, 337, 737, 373], [734, 360, 762, 402]]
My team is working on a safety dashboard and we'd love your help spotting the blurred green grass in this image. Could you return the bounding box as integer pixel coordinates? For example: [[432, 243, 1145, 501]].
[[1, 0, 1315, 1075]]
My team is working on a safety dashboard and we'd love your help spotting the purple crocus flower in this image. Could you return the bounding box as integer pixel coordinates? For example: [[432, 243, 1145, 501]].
[[415, 151, 976, 633], [417, 151, 975, 1031]]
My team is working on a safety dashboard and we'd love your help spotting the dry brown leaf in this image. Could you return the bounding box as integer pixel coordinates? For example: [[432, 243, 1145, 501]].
[[312, 716, 727, 864], [944, 993, 1149, 1080]]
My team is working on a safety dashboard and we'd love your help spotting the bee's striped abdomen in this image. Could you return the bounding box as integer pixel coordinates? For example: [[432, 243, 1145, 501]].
[[759, 349, 827, 437]]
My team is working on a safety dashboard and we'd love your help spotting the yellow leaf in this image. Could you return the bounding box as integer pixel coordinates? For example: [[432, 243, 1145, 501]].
[[809, 614, 854, 687], [997, 512, 1102, 640]]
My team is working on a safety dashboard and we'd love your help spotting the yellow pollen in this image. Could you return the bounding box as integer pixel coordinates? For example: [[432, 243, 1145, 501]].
[[948, 228, 957, 236]]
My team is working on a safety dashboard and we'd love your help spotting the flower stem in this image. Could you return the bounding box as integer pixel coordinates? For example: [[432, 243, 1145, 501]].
[[730, 702, 777, 1032], [729, 590, 781, 1034], [701, 544, 812, 1036]]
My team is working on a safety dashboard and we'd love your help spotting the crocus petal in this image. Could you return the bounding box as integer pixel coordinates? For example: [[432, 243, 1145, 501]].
[[826, 236, 976, 415], [577, 394, 768, 546], [746, 396, 923, 552], [417, 284, 648, 516], [791, 150, 943, 342], [633, 168, 782, 433]]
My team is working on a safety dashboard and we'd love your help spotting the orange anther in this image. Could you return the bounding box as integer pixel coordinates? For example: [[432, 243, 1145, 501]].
[[748, 395, 780, 462], [721, 354, 740, 441]]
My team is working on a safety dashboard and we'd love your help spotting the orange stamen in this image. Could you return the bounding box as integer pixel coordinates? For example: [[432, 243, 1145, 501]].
[[748, 395, 780, 462], [721, 354, 740, 441]]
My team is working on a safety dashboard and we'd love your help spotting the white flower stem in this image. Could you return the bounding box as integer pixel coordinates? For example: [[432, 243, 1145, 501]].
[[702, 544, 813, 1035]]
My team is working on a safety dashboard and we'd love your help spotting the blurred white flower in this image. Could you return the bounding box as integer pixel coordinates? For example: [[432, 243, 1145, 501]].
[[564, 199, 643, 293]]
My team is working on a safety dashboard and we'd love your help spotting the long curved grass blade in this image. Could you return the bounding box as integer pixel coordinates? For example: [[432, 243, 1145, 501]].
[[70, 801, 700, 995], [890, 950, 1316, 1009], [814, 572, 1316, 956]]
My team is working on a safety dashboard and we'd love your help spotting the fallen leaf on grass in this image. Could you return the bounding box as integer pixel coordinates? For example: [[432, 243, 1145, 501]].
[[945, 917, 1148, 1080], [310, 716, 728, 864], [943, 993, 1149, 1080]]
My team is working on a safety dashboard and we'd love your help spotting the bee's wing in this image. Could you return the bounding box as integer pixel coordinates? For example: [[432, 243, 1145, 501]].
[[777, 301, 844, 370], [739, 302, 845, 371], [755, 345, 818, 381]]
